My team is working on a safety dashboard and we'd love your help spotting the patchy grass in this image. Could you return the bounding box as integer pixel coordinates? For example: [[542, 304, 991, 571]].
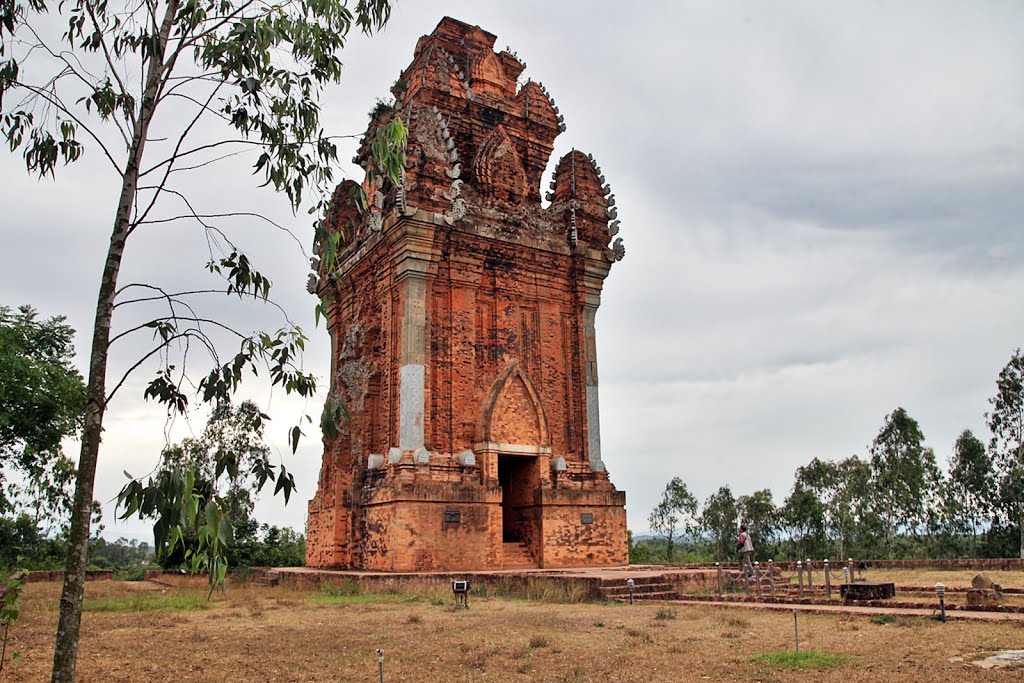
[[654, 607, 677, 620], [870, 614, 897, 625], [6, 580, 1024, 682], [83, 594, 209, 613], [527, 634, 550, 648], [475, 577, 590, 603], [625, 628, 653, 644], [309, 591, 430, 606], [752, 650, 850, 669], [722, 615, 751, 629]]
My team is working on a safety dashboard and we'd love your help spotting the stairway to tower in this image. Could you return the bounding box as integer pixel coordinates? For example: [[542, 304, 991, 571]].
[[502, 541, 538, 569], [598, 575, 680, 602]]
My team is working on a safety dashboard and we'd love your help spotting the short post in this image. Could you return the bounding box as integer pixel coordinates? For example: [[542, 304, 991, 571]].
[[824, 559, 832, 599], [797, 560, 804, 597], [715, 562, 723, 597], [768, 559, 775, 594], [848, 557, 854, 583], [376, 648, 385, 683], [627, 578, 635, 605], [754, 561, 761, 598], [936, 583, 946, 623], [793, 609, 799, 653], [806, 558, 813, 593]]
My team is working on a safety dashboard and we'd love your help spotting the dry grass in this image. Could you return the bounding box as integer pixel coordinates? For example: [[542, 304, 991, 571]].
[[3, 578, 1024, 681], [527, 634, 549, 648]]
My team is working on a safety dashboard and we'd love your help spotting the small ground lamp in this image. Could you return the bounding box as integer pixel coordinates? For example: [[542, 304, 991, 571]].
[[935, 582, 946, 623], [452, 579, 470, 609]]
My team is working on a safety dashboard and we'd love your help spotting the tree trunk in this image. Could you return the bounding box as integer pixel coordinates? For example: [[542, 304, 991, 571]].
[[1019, 512, 1023, 560], [50, 3, 179, 680]]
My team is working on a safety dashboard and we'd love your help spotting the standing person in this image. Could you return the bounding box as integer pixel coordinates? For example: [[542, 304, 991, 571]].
[[737, 525, 754, 578]]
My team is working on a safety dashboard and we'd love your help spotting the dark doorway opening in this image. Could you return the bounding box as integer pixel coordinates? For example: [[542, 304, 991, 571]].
[[498, 455, 536, 543]]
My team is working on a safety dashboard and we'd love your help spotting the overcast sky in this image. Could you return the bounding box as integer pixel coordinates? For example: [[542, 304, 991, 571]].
[[2, 0, 1022, 540]]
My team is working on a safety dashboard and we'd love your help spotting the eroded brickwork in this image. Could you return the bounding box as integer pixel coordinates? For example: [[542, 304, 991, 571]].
[[306, 17, 627, 571]]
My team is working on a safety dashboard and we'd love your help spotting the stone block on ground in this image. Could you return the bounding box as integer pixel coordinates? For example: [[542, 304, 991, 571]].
[[967, 588, 1002, 607], [840, 582, 895, 601]]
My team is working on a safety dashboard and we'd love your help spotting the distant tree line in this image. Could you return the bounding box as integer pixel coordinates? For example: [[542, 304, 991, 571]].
[[637, 349, 1024, 564]]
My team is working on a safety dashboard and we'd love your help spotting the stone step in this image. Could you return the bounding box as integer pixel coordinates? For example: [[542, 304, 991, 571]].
[[612, 591, 680, 602], [598, 575, 673, 588], [600, 582, 674, 596], [502, 542, 537, 569], [253, 569, 281, 587]]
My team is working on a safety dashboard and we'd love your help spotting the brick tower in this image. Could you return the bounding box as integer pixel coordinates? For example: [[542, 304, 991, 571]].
[[305, 17, 627, 571]]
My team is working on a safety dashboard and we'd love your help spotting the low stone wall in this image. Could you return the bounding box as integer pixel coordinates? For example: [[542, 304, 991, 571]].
[[665, 570, 718, 593], [26, 570, 113, 583], [277, 569, 606, 601]]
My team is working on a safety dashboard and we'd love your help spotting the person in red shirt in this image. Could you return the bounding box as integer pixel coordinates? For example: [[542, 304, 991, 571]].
[[737, 525, 754, 578]]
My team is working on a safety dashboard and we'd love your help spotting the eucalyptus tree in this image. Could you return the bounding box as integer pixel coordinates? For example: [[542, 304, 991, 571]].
[[987, 349, 1024, 558], [648, 476, 698, 562], [868, 407, 937, 557], [0, 0, 404, 679], [736, 488, 779, 560], [794, 455, 873, 560], [941, 429, 994, 555], [781, 484, 827, 560], [699, 485, 738, 562]]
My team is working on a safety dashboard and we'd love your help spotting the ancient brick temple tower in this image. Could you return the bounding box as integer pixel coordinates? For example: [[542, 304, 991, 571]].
[[305, 17, 627, 571]]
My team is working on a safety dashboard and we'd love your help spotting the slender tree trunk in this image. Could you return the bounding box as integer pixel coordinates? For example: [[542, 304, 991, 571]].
[[50, 3, 179, 680], [1019, 513, 1023, 560]]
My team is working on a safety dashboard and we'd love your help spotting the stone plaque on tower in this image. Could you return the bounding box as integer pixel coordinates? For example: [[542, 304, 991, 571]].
[[305, 17, 627, 571]]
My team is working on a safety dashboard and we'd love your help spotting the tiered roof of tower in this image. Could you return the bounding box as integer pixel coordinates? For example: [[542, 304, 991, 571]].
[[319, 17, 624, 268]]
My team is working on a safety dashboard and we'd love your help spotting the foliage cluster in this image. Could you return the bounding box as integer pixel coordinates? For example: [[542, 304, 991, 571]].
[[0, 306, 85, 527], [1, 568, 28, 673]]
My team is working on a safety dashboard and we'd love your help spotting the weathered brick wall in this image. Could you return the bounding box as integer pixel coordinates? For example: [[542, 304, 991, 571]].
[[306, 17, 627, 572], [538, 488, 629, 567], [358, 477, 504, 571]]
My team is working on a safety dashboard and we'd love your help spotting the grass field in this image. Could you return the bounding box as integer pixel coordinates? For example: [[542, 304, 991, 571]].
[[3, 577, 1023, 681]]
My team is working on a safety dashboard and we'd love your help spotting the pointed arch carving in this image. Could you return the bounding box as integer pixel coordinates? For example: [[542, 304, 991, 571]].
[[476, 360, 550, 447], [472, 125, 527, 202]]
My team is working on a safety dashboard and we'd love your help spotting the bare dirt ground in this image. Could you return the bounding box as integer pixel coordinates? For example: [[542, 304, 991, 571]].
[[5, 577, 1024, 682]]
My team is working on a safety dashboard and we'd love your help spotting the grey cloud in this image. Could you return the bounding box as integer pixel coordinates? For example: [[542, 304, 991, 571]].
[[3, 0, 1024, 536]]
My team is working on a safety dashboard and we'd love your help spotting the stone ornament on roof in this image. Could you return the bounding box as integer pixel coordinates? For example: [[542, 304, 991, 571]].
[[318, 16, 623, 262]]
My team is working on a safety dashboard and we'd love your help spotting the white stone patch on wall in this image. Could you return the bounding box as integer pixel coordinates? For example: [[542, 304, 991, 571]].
[[399, 363, 425, 451], [586, 384, 605, 471]]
